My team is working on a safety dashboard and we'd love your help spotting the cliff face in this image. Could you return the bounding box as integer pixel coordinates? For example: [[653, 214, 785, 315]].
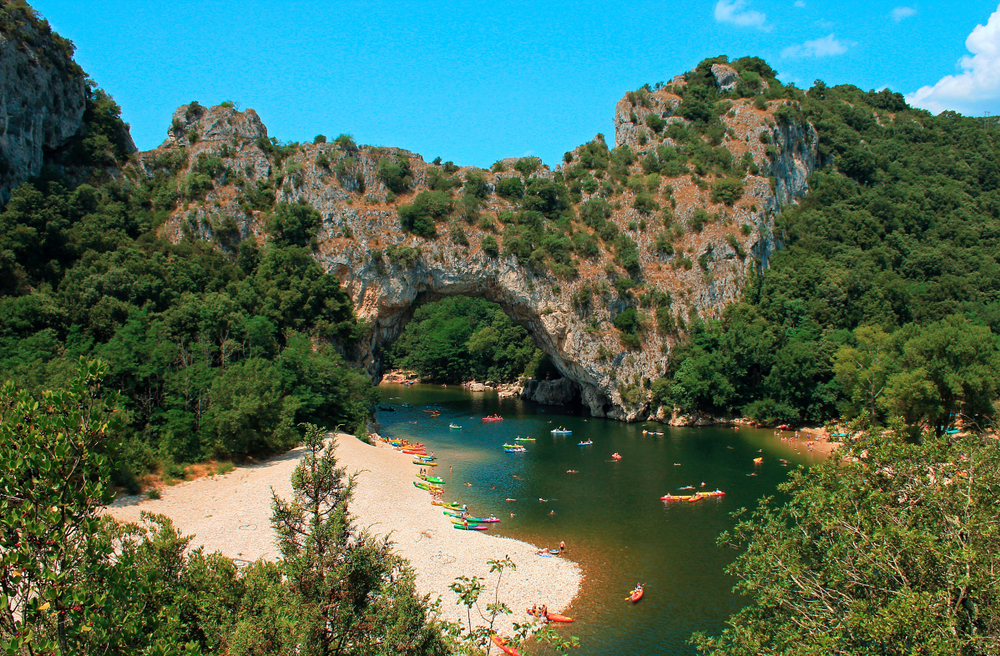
[[0, 9, 87, 202], [137, 65, 822, 421]]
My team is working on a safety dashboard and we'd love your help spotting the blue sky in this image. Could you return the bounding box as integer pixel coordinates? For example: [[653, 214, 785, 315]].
[[29, 0, 1000, 169]]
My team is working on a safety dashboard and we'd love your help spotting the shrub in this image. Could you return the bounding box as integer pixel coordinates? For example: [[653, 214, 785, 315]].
[[514, 157, 542, 178], [449, 223, 469, 246], [645, 113, 665, 133], [313, 134, 327, 144], [495, 176, 524, 200], [334, 134, 357, 150], [614, 307, 640, 333], [689, 209, 711, 233], [711, 178, 745, 206], [481, 235, 499, 258], [655, 232, 674, 255], [398, 190, 452, 237], [633, 192, 658, 215], [378, 156, 413, 193]]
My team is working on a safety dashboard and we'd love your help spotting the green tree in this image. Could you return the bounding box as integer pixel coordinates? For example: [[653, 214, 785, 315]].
[[693, 425, 1000, 654], [270, 426, 446, 655]]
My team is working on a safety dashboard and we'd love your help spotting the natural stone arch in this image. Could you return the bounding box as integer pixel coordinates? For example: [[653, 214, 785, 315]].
[[323, 251, 618, 417]]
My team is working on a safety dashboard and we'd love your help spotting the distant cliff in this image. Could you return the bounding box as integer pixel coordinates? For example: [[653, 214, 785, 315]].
[[133, 62, 824, 421]]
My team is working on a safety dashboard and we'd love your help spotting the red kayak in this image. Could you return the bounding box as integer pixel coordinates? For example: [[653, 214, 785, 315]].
[[526, 607, 573, 623], [629, 585, 644, 603], [482, 416, 503, 422], [491, 634, 521, 656]]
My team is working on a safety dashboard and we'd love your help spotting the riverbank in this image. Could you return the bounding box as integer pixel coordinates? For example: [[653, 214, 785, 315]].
[[106, 433, 581, 635]]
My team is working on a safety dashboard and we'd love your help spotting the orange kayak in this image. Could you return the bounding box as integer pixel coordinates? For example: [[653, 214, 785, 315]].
[[526, 607, 573, 623], [491, 635, 521, 656], [629, 585, 644, 603]]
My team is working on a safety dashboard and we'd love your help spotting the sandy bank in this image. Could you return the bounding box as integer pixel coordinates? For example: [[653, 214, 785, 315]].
[[106, 434, 581, 634]]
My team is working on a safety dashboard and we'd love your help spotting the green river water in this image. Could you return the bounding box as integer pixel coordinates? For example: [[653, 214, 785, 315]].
[[375, 384, 826, 655]]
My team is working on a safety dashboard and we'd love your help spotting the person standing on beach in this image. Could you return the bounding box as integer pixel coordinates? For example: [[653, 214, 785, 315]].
[[559, 540, 566, 553]]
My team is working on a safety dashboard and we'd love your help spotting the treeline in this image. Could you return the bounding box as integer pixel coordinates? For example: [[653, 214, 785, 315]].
[[0, 89, 376, 490], [654, 64, 1000, 430], [385, 296, 555, 384]]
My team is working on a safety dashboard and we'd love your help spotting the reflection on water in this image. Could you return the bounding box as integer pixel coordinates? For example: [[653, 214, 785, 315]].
[[375, 384, 823, 656]]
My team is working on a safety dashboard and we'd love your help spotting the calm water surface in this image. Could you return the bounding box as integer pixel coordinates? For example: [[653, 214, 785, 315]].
[[375, 384, 825, 655]]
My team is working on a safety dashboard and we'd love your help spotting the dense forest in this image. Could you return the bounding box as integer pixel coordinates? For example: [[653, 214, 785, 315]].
[[0, 88, 376, 491], [385, 297, 554, 384]]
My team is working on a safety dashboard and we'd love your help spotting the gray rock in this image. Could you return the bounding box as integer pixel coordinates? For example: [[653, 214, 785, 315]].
[[0, 22, 87, 203], [711, 64, 740, 92]]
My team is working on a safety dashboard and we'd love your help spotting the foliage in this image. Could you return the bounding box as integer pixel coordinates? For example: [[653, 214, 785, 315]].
[[398, 190, 452, 238], [693, 426, 1000, 654], [377, 155, 413, 194], [385, 297, 547, 384], [270, 425, 447, 655]]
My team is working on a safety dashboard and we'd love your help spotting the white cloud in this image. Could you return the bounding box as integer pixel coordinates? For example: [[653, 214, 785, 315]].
[[907, 4, 1000, 115], [794, 0, 806, 6], [781, 34, 852, 58], [714, 0, 768, 29], [892, 6, 917, 22]]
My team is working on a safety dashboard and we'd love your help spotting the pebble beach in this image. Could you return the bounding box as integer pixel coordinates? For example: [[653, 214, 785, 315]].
[[106, 433, 582, 635]]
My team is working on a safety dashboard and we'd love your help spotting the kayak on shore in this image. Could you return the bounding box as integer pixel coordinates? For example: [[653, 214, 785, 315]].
[[526, 607, 574, 623], [491, 634, 522, 656]]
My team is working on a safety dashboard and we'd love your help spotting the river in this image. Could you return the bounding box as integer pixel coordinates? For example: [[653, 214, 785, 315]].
[[375, 384, 827, 655]]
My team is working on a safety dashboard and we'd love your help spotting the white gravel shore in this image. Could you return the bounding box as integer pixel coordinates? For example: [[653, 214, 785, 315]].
[[106, 433, 581, 634]]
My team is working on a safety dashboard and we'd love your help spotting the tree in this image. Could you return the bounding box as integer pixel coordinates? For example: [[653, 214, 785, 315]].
[[270, 425, 446, 656], [693, 424, 1000, 654], [832, 324, 896, 424]]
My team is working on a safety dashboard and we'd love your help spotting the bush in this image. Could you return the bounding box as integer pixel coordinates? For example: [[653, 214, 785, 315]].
[[655, 232, 675, 255], [645, 113, 666, 133], [398, 190, 452, 238], [633, 192, 659, 215], [481, 235, 499, 258], [495, 176, 524, 200], [377, 156, 412, 193], [689, 209, 711, 233], [514, 157, 542, 178], [313, 134, 327, 144], [711, 178, 745, 206]]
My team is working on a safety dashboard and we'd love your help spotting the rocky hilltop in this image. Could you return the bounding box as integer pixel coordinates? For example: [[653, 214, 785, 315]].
[[132, 60, 822, 421]]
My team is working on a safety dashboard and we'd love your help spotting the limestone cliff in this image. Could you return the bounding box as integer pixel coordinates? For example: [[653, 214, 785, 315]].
[[135, 64, 823, 421], [0, 6, 87, 202]]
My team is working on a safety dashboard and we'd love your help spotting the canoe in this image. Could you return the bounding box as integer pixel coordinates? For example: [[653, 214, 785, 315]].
[[514, 437, 535, 441], [434, 501, 462, 510], [413, 460, 438, 466], [526, 608, 573, 623], [448, 515, 500, 523], [413, 455, 437, 461], [505, 448, 526, 453], [551, 429, 572, 435], [704, 489, 725, 497], [660, 494, 692, 501], [413, 481, 442, 491], [449, 424, 462, 429], [482, 417, 503, 422], [687, 493, 705, 502], [453, 523, 488, 531], [502, 443, 518, 448], [753, 457, 763, 465], [611, 453, 622, 460], [491, 634, 521, 656], [629, 585, 644, 603], [577, 441, 593, 446], [418, 475, 445, 484]]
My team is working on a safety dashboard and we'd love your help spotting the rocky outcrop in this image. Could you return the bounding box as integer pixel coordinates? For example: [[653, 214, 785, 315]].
[[0, 14, 87, 203], [136, 64, 823, 422], [711, 64, 740, 92], [520, 377, 579, 406]]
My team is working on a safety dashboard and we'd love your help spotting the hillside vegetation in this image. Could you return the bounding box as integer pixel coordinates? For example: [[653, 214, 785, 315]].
[[651, 64, 1000, 432]]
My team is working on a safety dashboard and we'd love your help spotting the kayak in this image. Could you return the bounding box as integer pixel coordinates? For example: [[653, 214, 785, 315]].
[[577, 440, 593, 446], [687, 493, 705, 502], [418, 475, 445, 484], [514, 437, 535, 441], [629, 585, 644, 603], [453, 523, 488, 531], [414, 481, 442, 491], [611, 453, 622, 460], [491, 634, 521, 656], [449, 424, 462, 429], [483, 416, 503, 422], [433, 501, 462, 510], [413, 460, 438, 466], [505, 447, 526, 453], [704, 489, 725, 497], [660, 494, 692, 501], [413, 455, 437, 462], [551, 429, 572, 435], [502, 443, 518, 448], [526, 608, 573, 623]]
